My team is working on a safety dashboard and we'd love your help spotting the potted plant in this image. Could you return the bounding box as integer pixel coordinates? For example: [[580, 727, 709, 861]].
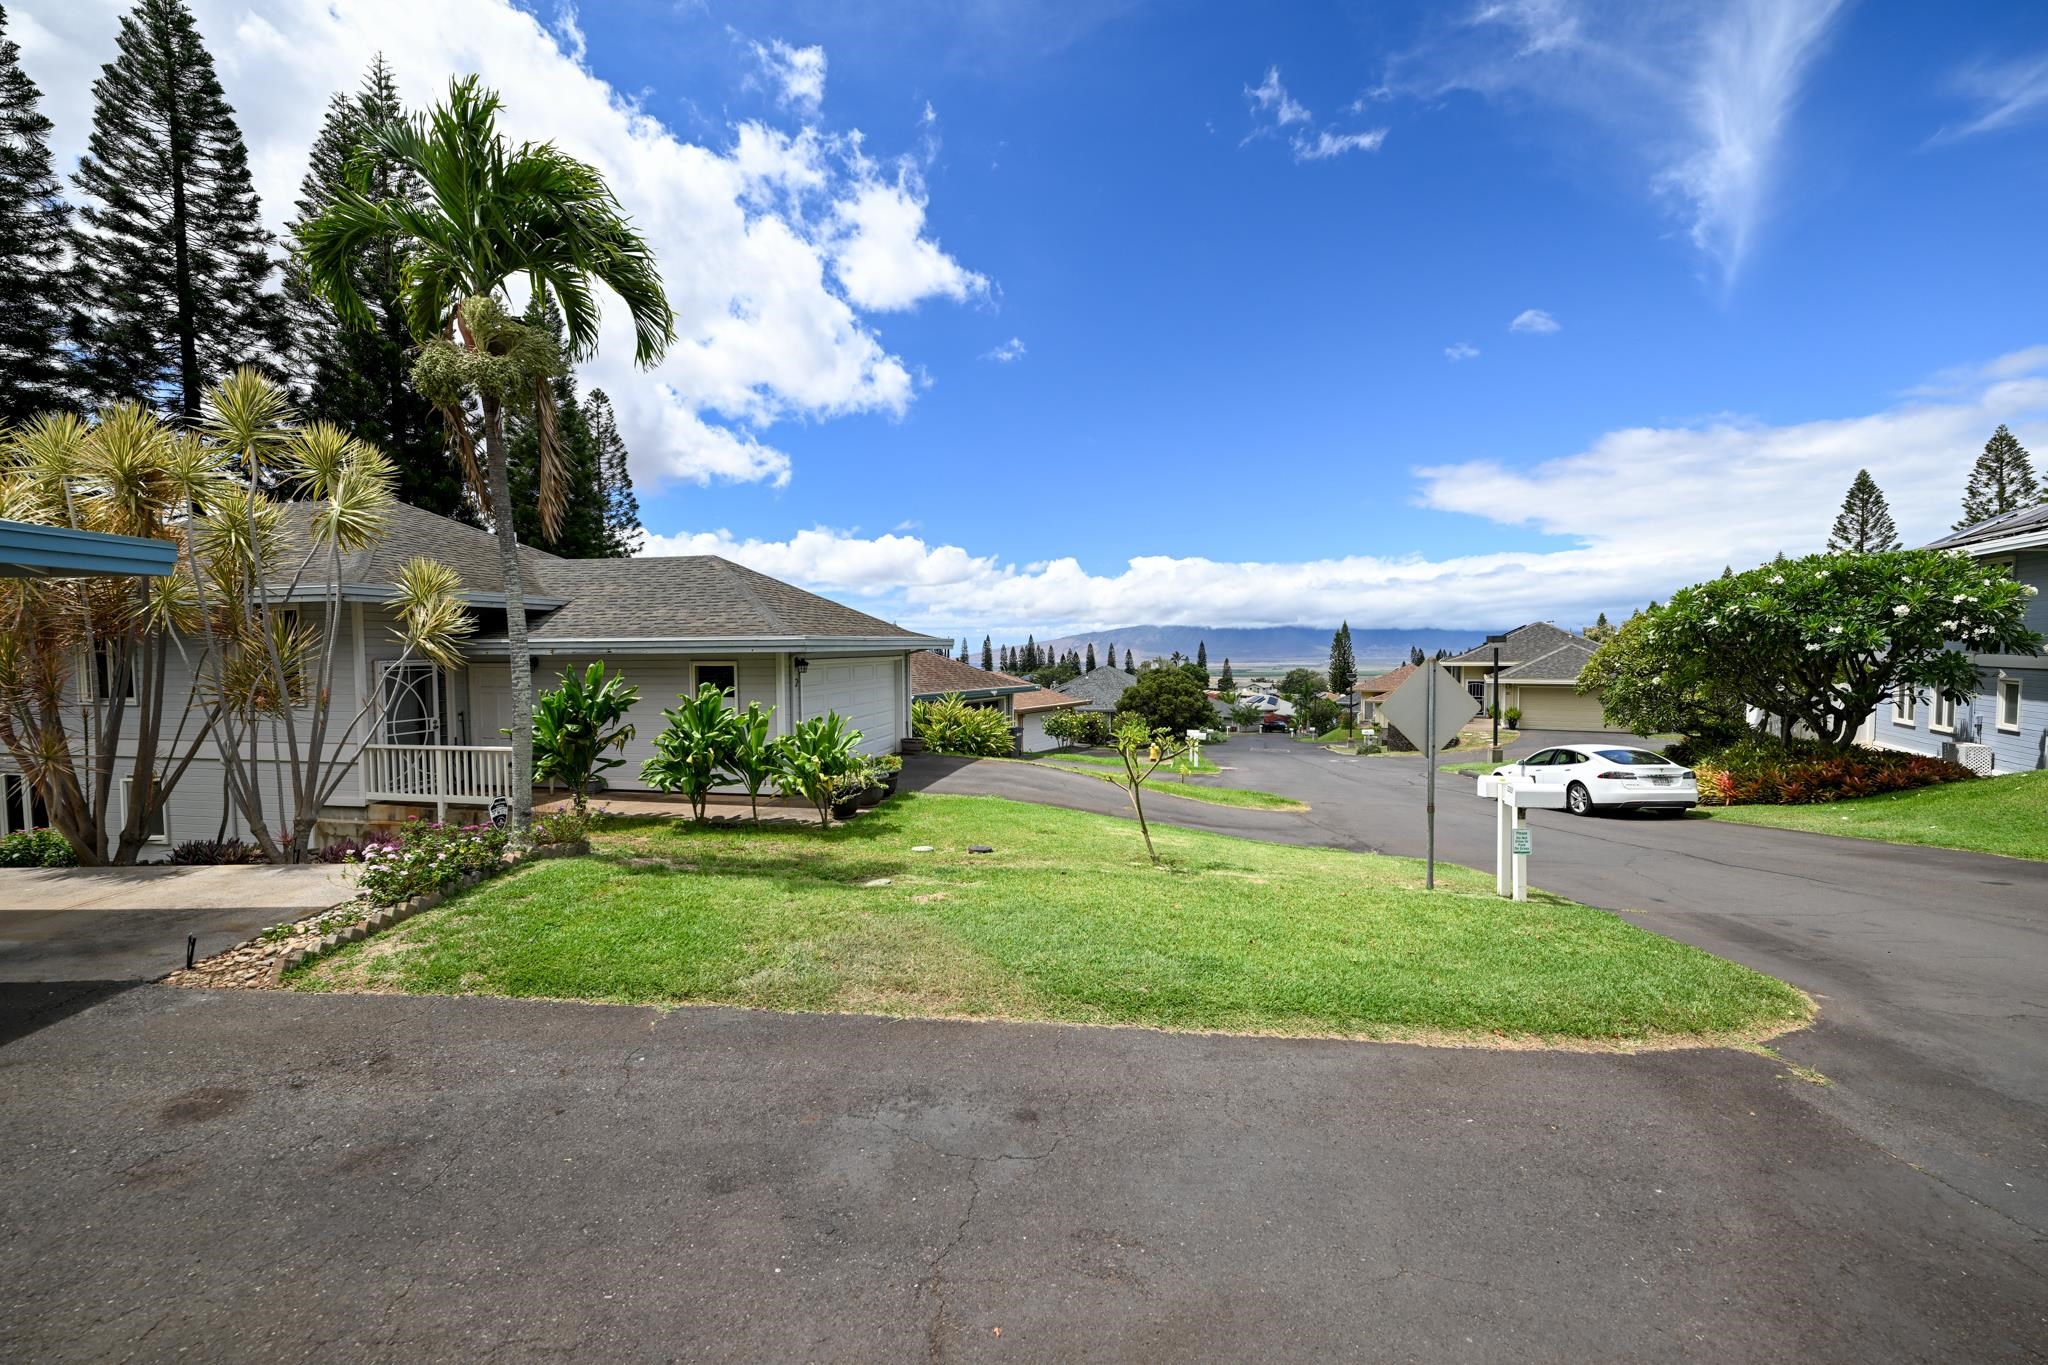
[[868, 753, 903, 798]]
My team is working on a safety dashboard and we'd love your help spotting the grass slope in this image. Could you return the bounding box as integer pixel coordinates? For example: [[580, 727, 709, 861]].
[[1702, 770, 2048, 861], [297, 794, 1808, 1045], [1032, 754, 1306, 811]]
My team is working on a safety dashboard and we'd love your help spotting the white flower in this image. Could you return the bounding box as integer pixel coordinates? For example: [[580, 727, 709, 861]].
[[1805, 643, 1821, 652], [1892, 605, 1910, 617], [1828, 625, 1844, 634], [1769, 574, 1784, 585], [1952, 594, 1968, 603], [2026, 585, 2040, 597]]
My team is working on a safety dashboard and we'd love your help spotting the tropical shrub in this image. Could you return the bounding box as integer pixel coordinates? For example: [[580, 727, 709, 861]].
[[315, 838, 371, 864], [1684, 737, 1976, 806], [532, 662, 639, 812], [1115, 667, 1218, 736], [912, 693, 1014, 756], [532, 807, 593, 846], [350, 821, 510, 909], [1041, 707, 1114, 747], [773, 713, 865, 826], [167, 837, 268, 865], [641, 683, 743, 820], [1504, 707, 1522, 730], [724, 701, 779, 823], [0, 827, 77, 868]]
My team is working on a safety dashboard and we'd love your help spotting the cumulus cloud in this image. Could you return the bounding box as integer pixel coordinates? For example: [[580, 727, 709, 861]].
[[1243, 65, 1388, 162], [980, 337, 1026, 363], [1381, 0, 1846, 284], [1444, 341, 1481, 361], [17, 0, 984, 491], [634, 348, 2048, 636], [749, 37, 827, 113], [1509, 308, 1561, 333]]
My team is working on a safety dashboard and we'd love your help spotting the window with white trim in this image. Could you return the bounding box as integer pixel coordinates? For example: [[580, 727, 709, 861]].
[[121, 776, 168, 843], [2, 772, 50, 836], [1931, 692, 1956, 733], [693, 660, 738, 701], [1891, 683, 1916, 726], [90, 642, 136, 701], [1998, 676, 2022, 732]]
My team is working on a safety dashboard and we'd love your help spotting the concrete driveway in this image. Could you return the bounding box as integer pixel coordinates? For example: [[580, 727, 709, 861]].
[[0, 864, 353, 1043], [909, 739, 2048, 1241]]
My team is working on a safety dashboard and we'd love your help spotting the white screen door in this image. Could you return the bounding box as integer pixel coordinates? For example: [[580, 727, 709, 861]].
[[379, 663, 443, 745]]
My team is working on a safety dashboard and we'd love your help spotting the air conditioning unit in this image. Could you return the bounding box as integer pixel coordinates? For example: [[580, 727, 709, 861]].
[[1942, 742, 1995, 776]]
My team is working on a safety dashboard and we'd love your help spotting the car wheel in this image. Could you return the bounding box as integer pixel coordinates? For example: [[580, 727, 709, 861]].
[[1566, 781, 1593, 816]]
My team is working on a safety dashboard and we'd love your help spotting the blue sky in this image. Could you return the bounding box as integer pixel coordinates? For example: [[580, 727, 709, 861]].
[[23, 0, 2048, 634]]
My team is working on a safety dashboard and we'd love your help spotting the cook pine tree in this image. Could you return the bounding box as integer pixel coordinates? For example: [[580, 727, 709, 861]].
[[285, 56, 462, 516], [584, 389, 641, 553], [1328, 621, 1357, 696], [1956, 425, 2040, 530], [980, 636, 994, 671], [1827, 469, 1902, 554], [69, 0, 284, 416], [0, 5, 73, 422]]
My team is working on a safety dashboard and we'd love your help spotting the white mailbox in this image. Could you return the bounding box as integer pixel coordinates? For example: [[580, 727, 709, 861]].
[[1475, 771, 1564, 900]]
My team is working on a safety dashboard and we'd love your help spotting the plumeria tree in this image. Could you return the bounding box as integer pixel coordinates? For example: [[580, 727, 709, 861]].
[[1620, 551, 2040, 749]]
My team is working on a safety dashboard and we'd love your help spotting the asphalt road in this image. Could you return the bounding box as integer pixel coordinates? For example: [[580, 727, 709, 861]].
[[911, 737, 2048, 1242], [3, 989, 2043, 1362]]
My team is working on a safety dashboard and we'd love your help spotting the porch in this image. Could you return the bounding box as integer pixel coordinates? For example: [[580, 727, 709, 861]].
[[360, 744, 515, 820]]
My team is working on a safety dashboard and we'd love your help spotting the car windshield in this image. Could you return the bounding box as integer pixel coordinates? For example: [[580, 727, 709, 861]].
[[1596, 748, 1673, 765]]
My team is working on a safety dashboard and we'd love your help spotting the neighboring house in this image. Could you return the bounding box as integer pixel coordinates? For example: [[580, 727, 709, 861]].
[[1442, 623, 1617, 732], [1012, 688, 1086, 753], [909, 652, 1039, 716], [1351, 663, 1417, 728], [0, 520, 178, 839], [1062, 666, 1137, 714], [1860, 505, 2048, 773], [0, 503, 949, 847]]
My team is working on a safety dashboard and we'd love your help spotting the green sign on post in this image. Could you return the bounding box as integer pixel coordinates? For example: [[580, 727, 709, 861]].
[[1512, 827, 1532, 856]]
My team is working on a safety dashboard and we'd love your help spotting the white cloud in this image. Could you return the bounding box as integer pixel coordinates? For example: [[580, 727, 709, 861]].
[[1444, 341, 1481, 361], [18, 0, 984, 491], [634, 347, 2048, 636], [1933, 50, 2048, 142], [981, 337, 1026, 363], [1382, 0, 1846, 284], [1509, 308, 1561, 334], [1243, 65, 1388, 162], [749, 37, 827, 115]]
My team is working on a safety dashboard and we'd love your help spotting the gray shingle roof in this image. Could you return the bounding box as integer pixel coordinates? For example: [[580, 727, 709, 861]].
[[1062, 666, 1136, 711], [274, 501, 563, 598], [1443, 621, 1584, 666], [1502, 637, 1597, 682], [911, 653, 1035, 698]]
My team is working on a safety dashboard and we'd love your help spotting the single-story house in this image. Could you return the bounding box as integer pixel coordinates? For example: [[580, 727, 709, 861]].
[[1442, 623, 1618, 732], [1062, 666, 1137, 714], [1859, 505, 2046, 773], [0, 503, 950, 846], [1011, 688, 1086, 752], [1351, 663, 1417, 727]]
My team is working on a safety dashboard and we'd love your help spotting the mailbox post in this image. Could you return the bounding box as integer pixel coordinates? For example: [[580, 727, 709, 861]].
[[1475, 770, 1565, 901]]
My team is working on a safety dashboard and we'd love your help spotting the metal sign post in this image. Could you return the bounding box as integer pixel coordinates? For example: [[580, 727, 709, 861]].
[[1424, 670, 1436, 889], [1377, 664, 1474, 893]]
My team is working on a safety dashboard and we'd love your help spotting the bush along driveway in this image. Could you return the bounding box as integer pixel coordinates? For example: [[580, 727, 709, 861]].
[[292, 793, 1808, 1048]]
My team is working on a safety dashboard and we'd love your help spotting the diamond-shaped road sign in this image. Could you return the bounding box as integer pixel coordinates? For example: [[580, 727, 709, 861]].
[[1376, 664, 1475, 752]]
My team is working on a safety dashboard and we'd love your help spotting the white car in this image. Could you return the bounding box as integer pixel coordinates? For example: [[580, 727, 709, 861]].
[[1492, 745, 1698, 815]]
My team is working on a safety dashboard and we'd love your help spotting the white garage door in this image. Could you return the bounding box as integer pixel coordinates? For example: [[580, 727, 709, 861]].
[[1515, 686, 1616, 732], [805, 656, 900, 755]]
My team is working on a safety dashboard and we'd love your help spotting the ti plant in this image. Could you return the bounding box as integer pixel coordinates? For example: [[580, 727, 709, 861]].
[[640, 682, 741, 821], [1111, 716, 1196, 865], [724, 700, 778, 824], [531, 662, 639, 813], [772, 713, 865, 828]]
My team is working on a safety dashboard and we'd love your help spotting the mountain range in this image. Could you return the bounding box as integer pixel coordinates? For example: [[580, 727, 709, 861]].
[[1029, 625, 1503, 668]]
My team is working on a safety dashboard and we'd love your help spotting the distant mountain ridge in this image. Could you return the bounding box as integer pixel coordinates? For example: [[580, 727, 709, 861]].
[[1032, 625, 1501, 667]]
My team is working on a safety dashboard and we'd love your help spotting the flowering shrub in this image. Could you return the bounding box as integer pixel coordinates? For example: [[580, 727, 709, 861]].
[[314, 837, 372, 864], [1689, 738, 1976, 806], [349, 820, 509, 909], [532, 807, 593, 846], [0, 828, 77, 868], [167, 837, 268, 865]]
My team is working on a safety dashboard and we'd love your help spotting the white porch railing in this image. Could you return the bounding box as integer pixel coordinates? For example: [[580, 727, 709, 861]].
[[361, 744, 514, 817]]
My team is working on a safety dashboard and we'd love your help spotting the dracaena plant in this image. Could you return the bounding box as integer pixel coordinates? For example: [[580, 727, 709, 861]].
[[771, 713, 864, 828], [532, 662, 639, 813], [640, 682, 741, 821], [722, 700, 778, 824]]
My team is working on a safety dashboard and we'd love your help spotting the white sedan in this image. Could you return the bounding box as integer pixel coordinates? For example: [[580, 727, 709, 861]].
[[1492, 745, 1698, 815]]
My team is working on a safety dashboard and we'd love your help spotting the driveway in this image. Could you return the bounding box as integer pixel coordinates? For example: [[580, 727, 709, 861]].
[[0, 864, 353, 1043], [2, 989, 2042, 1361], [908, 740, 2048, 1240]]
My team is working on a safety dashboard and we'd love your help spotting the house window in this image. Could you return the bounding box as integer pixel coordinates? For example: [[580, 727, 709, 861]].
[[1931, 693, 1956, 734], [1466, 679, 1486, 702], [1998, 676, 2022, 733], [90, 642, 136, 702], [694, 661, 738, 700], [379, 662, 443, 745], [121, 776, 168, 843], [1891, 684, 1917, 726], [2, 772, 50, 836]]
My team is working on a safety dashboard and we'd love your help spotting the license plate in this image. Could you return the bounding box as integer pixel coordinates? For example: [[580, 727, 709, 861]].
[[1649, 775, 1673, 785]]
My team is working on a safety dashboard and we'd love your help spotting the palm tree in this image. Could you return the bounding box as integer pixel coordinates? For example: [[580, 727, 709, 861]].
[[299, 76, 673, 835]]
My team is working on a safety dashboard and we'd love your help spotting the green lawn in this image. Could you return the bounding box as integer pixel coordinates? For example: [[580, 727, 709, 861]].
[[1041, 750, 1222, 775], [1701, 770, 2048, 861], [295, 793, 1809, 1045], [1032, 752, 1304, 811]]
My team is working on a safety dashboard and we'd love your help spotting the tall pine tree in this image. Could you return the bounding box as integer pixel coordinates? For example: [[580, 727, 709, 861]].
[[0, 6, 73, 422], [584, 389, 640, 554], [1956, 425, 2040, 529], [980, 636, 994, 671], [1828, 468, 1902, 553], [1327, 621, 1357, 696], [284, 56, 461, 516], [957, 638, 969, 663], [1217, 658, 1236, 691], [69, 0, 284, 417], [1123, 648, 1135, 674], [1084, 642, 1096, 671]]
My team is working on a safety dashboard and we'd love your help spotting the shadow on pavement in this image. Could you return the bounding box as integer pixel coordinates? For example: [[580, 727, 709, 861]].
[[0, 980, 138, 1048]]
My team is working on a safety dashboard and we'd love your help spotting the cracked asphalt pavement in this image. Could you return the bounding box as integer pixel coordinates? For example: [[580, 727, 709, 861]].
[[2, 736, 2043, 1360]]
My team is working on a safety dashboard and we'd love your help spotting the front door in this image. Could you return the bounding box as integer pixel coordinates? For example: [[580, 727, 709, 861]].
[[379, 663, 443, 745]]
